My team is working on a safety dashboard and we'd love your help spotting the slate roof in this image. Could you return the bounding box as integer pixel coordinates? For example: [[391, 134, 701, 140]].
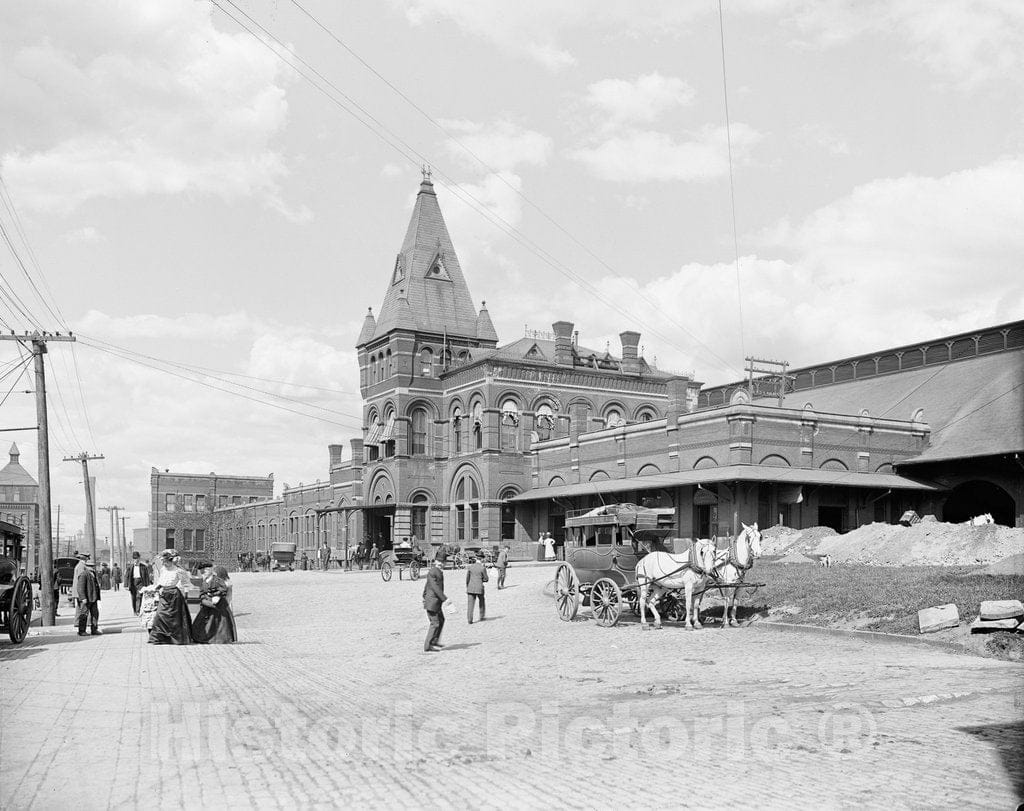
[[0, 443, 37, 487], [465, 336, 671, 377], [771, 349, 1024, 463], [371, 177, 483, 342]]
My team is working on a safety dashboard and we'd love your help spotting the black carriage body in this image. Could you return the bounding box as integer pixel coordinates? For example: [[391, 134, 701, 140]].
[[563, 503, 674, 589], [1, 518, 32, 643]]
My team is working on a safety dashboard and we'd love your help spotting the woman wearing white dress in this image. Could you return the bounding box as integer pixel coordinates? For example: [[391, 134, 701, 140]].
[[148, 550, 193, 645], [543, 532, 556, 561]]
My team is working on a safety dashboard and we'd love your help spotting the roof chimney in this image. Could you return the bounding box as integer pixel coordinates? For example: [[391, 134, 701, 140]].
[[619, 331, 640, 374], [552, 321, 574, 366], [328, 444, 344, 467]]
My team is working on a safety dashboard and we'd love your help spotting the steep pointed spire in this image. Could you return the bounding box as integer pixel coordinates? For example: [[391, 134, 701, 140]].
[[356, 308, 377, 347], [10, 442, 19, 462], [476, 301, 498, 343], [372, 175, 481, 340], [0, 441, 37, 487]]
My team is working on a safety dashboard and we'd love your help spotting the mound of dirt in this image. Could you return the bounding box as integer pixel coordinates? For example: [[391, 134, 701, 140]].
[[776, 550, 816, 565], [974, 552, 1024, 576], [811, 521, 1024, 566], [760, 525, 836, 556]]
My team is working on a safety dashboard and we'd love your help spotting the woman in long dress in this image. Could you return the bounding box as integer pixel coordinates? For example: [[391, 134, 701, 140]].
[[543, 532, 556, 561], [191, 565, 237, 644], [148, 550, 193, 645]]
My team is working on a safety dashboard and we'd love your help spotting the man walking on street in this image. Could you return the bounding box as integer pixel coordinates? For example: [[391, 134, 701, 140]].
[[126, 551, 152, 615], [75, 559, 102, 636], [466, 554, 488, 623], [111, 562, 121, 591], [496, 545, 510, 589], [423, 558, 449, 652]]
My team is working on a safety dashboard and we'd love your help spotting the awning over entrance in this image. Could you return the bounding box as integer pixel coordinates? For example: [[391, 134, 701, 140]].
[[508, 465, 941, 503]]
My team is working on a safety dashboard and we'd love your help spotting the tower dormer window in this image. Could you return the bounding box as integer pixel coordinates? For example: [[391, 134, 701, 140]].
[[426, 251, 453, 281], [420, 347, 433, 377]]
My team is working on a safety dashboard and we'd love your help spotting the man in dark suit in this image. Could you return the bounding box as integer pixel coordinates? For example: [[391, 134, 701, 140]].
[[422, 558, 449, 652], [125, 551, 152, 615], [465, 554, 488, 623], [75, 560, 102, 636]]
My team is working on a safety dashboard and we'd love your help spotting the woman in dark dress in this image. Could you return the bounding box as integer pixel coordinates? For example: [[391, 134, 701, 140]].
[[148, 550, 193, 645], [191, 565, 237, 644]]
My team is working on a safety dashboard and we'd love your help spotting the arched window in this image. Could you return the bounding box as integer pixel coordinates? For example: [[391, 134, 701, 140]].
[[410, 407, 428, 456], [501, 399, 519, 450], [304, 511, 315, 549], [370, 355, 377, 382], [605, 408, 623, 428], [411, 493, 428, 543], [385, 348, 392, 377], [500, 488, 518, 542], [452, 405, 463, 454], [637, 408, 655, 422], [535, 403, 555, 441], [472, 401, 483, 450], [454, 473, 480, 544], [420, 347, 433, 377]]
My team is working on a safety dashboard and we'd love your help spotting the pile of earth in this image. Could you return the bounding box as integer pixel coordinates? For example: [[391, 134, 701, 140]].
[[810, 521, 1024, 566], [973, 552, 1024, 576], [761, 525, 836, 558]]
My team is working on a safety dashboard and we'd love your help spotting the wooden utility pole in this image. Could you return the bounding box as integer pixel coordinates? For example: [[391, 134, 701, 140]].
[[0, 331, 76, 625], [100, 506, 124, 568], [63, 453, 104, 561], [119, 514, 130, 570]]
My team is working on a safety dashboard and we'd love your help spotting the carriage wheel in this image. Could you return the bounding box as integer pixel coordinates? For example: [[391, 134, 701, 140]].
[[410, 561, 421, 581], [590, 578, 622, 628], [381, 563, 393, 582], [7, 576, 32, 644], [554, 564, 579, 622]]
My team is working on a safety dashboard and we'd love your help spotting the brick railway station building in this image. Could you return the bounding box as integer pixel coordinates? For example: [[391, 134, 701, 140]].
[[151, 176, 1024, 566]]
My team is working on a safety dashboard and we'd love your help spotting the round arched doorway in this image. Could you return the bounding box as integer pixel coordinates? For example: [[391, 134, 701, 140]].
[[942, 480, 1015, 526]]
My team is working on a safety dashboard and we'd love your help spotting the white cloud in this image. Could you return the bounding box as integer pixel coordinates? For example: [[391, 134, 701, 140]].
[[380, 162, 404, 179], [583, 73, 695, 130], [60, 226, 105, 244], [784, 0, 1024, 87], [567, 124, 763, 183], [0, 1, 301, 217], [435, 170, 525, 263], [399, 1, 703, 70], [501, 156, 1024, 383], [440, 118, 552, 172]]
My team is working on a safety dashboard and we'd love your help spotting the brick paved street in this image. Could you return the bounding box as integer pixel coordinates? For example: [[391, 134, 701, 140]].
[[2, 564, 1022, 809]]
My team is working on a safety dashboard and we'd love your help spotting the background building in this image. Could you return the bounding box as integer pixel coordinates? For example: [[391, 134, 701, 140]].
[[0, 444, 39, 571]]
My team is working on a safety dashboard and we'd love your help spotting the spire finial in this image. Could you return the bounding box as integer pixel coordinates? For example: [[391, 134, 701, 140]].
[[421, 164, 432, 183]]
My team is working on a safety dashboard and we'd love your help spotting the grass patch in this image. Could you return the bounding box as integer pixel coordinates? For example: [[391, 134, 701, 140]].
[[753, 563, 1024, 635]]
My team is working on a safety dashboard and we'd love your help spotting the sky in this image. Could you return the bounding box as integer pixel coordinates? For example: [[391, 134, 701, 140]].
[[1, 0, 1022, 540]]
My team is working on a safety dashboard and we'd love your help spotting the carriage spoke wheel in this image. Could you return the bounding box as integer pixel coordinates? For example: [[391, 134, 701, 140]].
[[590, 578, 622, 628], [7, 577, 32, 644], [554, 564, 579, 622], [380, 563, 393, 582], [410, 561, 421, 581]]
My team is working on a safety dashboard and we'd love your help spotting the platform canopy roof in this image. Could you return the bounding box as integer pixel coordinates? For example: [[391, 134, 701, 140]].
[[508, 464, 940, 503]]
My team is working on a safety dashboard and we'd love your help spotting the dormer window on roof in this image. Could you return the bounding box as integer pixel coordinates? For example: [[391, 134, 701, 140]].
[[426, 252, 453, 282], [392, 254, 405, 285]]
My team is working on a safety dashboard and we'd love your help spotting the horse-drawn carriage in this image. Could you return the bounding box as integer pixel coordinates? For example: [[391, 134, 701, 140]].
[[0, 519, 33, 644], [381, 546, 426, 581], [554, 504, 763, 629], [270, 542, 297, 571]]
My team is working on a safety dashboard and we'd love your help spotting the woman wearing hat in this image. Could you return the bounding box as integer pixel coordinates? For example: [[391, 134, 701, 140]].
[[148, 550, 194, 645], [191, 565, 237, 644]]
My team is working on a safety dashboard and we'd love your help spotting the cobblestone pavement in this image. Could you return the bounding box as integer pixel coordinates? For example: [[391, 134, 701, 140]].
[[2, 565, 1022, 809]]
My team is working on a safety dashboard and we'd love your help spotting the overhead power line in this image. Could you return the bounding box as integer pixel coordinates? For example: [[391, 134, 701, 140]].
[[212, 0, 746, 378]]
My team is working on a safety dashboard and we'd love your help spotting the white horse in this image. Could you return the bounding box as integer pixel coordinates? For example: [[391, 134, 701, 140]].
[[701, 523, 763, 628], [635, 538, 717, 630]]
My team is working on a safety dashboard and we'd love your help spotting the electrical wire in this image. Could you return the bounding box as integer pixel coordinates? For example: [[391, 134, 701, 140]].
[[212, 0, 745, 377], [285, 0, 745, 376], [0, 355, 30, 409], [717, 0, 745, 364], [79, 339, 365, 430]]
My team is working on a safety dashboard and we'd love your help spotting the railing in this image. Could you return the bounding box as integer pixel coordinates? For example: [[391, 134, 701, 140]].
[[524, 328, 556, 341]]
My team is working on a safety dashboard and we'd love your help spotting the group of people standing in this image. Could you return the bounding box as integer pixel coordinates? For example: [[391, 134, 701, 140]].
[[147, 549, 237, 645], [67, 548, 235, 644], [421, 544, 511, 652]]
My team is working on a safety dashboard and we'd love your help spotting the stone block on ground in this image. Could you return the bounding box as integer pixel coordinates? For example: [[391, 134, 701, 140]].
[[918, 603, 959, 634], [979, 600, 1024, 621], [970, 616, 1022, 634]]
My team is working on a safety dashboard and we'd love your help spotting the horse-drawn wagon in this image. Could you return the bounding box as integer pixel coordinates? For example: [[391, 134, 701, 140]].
[[0, 519, 33, 644], [554, 504, 764, 629], [270, 542, 297, 571]]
